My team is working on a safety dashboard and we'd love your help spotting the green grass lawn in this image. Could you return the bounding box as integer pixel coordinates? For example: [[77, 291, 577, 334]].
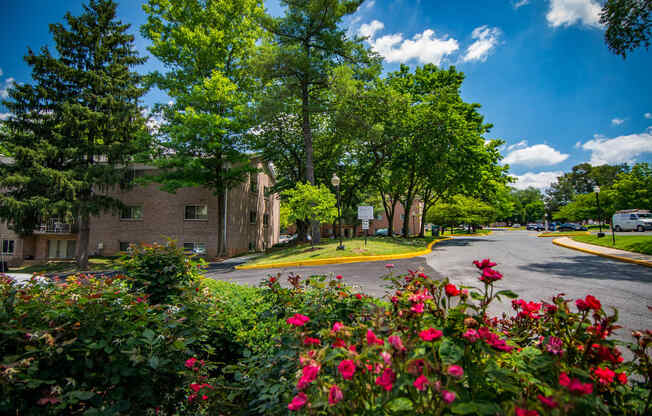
[[10, 257, 121, 274], [571, 234, 652, 255], [245, 236, 442, 266], [539, 231, 590, 237]]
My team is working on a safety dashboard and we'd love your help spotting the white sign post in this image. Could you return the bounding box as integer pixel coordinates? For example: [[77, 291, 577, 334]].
[[358, 206, 373, 247]]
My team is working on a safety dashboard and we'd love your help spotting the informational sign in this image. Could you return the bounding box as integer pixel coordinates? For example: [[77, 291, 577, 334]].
[[358, 205, 374, 220], [361, 220, 370, 230]]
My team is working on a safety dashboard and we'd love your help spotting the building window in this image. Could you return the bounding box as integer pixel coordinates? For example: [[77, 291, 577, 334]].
[[185, 205, 208, 220], [248, 242, 255, 251], [2, 239, 15, 254], [119, 241, 131, 252], [250, 210, 257, 224], [263, 213, 269, 227], [125, 168, 145, 185], [183, 242, 206, 255], [121, 205, 143, 220], [250, 174, 258, 193]]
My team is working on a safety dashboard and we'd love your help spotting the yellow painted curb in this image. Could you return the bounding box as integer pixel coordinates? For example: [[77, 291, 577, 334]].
[[234, 237, 453, 270], [537, 231, 591, 238], [552, 238, 652, 268], [443, 231, 493, 238]]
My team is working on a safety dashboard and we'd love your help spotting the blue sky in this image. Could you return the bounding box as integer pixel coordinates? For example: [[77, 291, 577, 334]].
[[1, 0, 651, 189]]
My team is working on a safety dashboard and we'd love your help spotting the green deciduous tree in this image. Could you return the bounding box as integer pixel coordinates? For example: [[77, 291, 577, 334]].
[[611, 162, 652, 210], [600, 0, 652, 58], [282, 182, 337, 245], [257, 0, 377, 243], [0, 0, 148, 268], [141, 0, 264, 256]]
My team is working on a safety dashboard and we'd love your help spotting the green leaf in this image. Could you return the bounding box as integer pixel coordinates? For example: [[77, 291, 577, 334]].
[[385, 397, 414, 412], [148, 356, 159, 369], [71, 391, 95, 401], [451, 402, 477, 414], [439, 338, 464, 364], [495, 290, 518, 299], [142, 329, 155, 341]]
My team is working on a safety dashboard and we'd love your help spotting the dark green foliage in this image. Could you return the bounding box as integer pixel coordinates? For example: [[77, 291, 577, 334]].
[[600, 0, 652, 58], [0, 0, 148, 268], [119, 240, 204, 304]]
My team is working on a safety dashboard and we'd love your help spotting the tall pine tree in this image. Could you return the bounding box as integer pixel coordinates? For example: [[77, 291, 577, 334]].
[[0, 0, 148, 268]]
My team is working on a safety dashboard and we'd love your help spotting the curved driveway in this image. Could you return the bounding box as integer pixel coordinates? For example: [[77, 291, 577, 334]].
[[427, 231, 652, 337], [206, 231, 652, 338]]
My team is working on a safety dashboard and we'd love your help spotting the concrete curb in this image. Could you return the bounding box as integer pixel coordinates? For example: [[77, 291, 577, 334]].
[[443, 231, 493, 238], [552, 238, 652, 268], [234, 237, 453, 270], [537, 231, 591, 238]]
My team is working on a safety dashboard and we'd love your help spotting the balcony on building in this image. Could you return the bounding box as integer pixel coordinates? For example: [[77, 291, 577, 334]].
[[34, 218, 78, 235]]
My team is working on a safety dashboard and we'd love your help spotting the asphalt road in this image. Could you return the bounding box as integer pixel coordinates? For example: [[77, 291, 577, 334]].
[[205, 230, 652, 338]]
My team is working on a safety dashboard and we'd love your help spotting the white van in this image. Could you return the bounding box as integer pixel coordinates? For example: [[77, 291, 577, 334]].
[[612, 210, 652, 232]]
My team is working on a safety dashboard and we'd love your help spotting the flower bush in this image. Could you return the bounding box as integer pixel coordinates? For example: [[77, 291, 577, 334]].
[[279, 260, 651, 415]]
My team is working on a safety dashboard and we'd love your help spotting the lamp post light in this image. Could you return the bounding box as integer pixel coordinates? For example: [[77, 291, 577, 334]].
[[331, 173, 344, 250], [593, 186, 604, 237]]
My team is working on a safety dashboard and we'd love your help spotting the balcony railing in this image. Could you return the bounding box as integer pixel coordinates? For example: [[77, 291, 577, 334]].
[[35, 219, 77, 234]]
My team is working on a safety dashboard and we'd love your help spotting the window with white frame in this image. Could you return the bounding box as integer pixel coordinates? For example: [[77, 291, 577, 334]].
[[120, 205, 143, 220], [2, 239, 15, 254], [184, 205, 208, 220]]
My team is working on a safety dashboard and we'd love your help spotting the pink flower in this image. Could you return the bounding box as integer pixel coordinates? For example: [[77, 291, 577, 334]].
[[366, 329, 384, 346], [593, 366, 615, 385], [355, 293, 363, 300], [303, 337, 320, 346], [445, 283, 460, 296], [515, 407, 539, 416], [617, 372, 627, 385], [296, 365, 320, 390], [201, 395, 208, 401], [537, 395, 558, 408], [441, 390, 456, 404], [380, 351, 392, 366], [473, 259, 497, 270], [410, 302, 424, 313], [388, 334, 406, 351], [375, 368, 396, 391], [332, 322, 344, 333], [413, 374, 429, 391], [385, 263, 395, 269], [419, 328, 443, 342], [338, 359, 356, 379], [546, 336, 564, 355], [336, 275, 343, 280], [328, 384, 343, 405], [288, 392, 308, 411], [462, 329, 479, 343], [185, 357, 198, 369], [479, 268, 503, 283], [286, 313, 310, 327], [333, 338, 347, 349], [560, 373, 593, 395], [447, 365, 464, 378]]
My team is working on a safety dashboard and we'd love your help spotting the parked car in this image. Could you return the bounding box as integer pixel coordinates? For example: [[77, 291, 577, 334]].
[[375, 228, 389, 236], [512, 223, 521, 228], [556, 223, 587, 232], [548, 222, 558, 231], [526, 223, 544, 231], [612, 210, 652, 232]]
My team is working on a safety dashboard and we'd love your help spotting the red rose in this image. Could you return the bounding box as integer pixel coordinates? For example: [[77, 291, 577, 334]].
[[288, 392, 308, 411], [338, 359, 356, 379], [419, 328, 443, 342], [445, 283, 460, 296]]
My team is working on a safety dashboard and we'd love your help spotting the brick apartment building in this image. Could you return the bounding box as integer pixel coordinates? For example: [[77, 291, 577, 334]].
[[0, 159, 279, 266]]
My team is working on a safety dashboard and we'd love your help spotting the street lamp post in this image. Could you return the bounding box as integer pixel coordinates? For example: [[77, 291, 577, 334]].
[[331, 174, 344, 250], [593, 186, 604, 238]]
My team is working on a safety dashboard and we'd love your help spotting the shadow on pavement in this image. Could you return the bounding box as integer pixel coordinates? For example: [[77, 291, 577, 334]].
[[519, 255, 652, 283], [433, 238, 498, 248]]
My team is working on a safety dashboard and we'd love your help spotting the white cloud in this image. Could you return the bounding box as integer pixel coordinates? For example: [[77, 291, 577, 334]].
[[359, 20, 459, 65], [0, 77, 15, 99], [578, 129, 652, 165], [514, 0, 530, 8], [645, 112, 652, 119], [503, 143, 569, 167], [364, 0, 375, 9], [462, 26, 502, 63], [512, 171, 564, 190], [546, 0, 602, 28], [507, 139, 528, 151], [611, 117, 625, 126], [358, 20, 384, 39]]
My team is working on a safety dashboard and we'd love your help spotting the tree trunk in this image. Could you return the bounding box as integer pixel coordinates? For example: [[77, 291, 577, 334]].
[[301, 79, 320, 245], [297, 219, 308, 243], [77, 212, 90, 270]]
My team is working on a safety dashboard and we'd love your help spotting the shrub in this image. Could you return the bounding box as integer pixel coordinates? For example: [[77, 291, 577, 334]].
[[120, 240, 204, 304], [0, 274, 219, 415], [273, 262, 651, 415]]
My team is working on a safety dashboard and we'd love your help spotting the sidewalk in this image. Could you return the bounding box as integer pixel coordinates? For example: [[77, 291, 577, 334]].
[[553, 237, 652, 268]]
